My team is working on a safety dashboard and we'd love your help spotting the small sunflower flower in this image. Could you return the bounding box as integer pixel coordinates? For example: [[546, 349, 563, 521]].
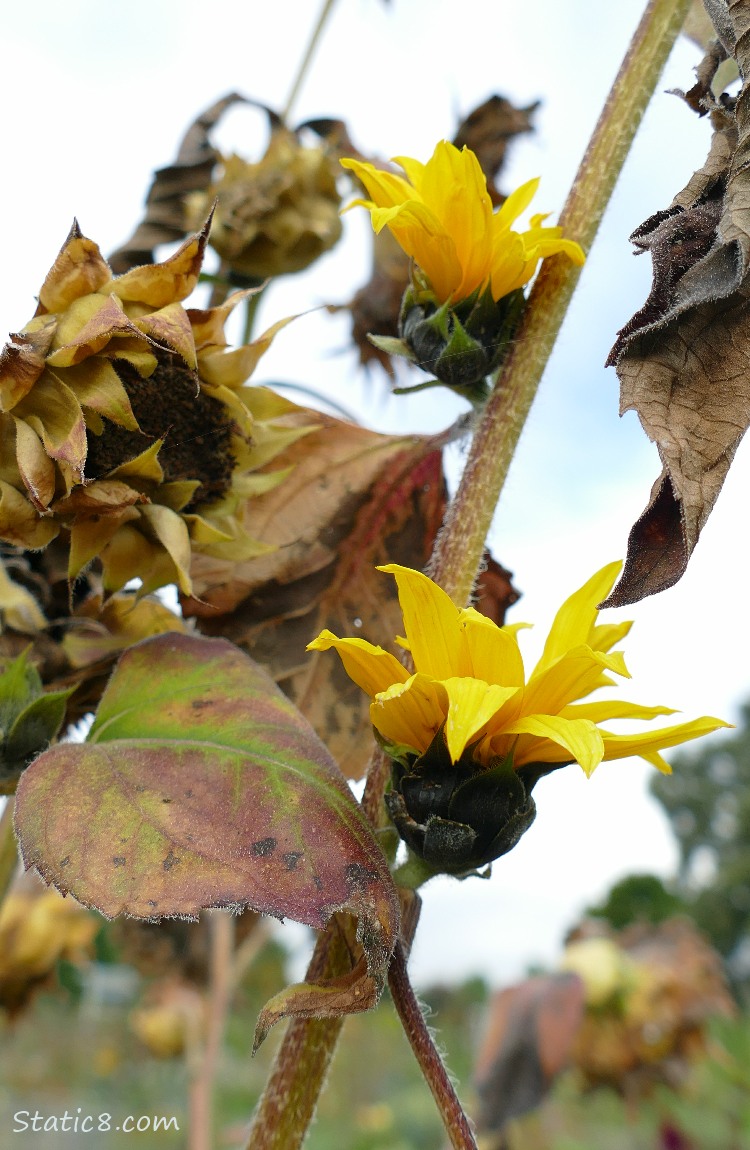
[[341, 142, 585, 394], [0, 221, 311, 596], [309, 563, 728, 873]]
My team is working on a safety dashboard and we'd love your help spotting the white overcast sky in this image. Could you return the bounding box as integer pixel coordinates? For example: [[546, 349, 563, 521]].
[[1, 1, 745, 986]]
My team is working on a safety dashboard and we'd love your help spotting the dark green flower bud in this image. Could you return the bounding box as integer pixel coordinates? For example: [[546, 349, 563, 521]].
[[385, 726, 557, 877], [398, 283, 526, 398]]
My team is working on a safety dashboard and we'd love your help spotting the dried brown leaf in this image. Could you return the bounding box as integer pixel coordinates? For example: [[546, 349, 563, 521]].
[[184, 412, 448, 778], [109, 94, 248, 273], [453, 94, 539, 207], [605, 9, 750, 606]]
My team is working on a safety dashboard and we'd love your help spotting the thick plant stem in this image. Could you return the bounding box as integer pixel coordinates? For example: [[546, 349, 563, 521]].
[[430, 0, 692, 607], [243, 927, 349, 1150], [388, 941, 477, 1150]]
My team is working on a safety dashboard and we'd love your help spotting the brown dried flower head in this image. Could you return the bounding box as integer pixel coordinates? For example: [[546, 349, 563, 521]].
[[190, 125, 343, 279], [0, 220, 311, 596]]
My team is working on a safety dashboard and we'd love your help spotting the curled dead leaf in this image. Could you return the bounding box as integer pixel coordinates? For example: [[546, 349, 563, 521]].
[[605, 15, 750, 606]]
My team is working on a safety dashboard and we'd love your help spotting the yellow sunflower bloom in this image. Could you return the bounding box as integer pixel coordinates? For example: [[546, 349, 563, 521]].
[[0, 221, 312, 596], [308, 563, 729, 873], [341, 141, 585, 306]]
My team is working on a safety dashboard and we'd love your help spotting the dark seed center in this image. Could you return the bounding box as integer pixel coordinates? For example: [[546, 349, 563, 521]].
[[84, 352, 236, 512]]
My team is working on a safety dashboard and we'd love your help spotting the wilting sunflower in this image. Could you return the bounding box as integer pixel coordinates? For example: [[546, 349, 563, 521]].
[[0, 220, 312, 595], [189, 124, 343, 280]]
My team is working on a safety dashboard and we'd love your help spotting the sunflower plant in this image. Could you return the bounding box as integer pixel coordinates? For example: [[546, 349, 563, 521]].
[[0, 6, 736, 1150]]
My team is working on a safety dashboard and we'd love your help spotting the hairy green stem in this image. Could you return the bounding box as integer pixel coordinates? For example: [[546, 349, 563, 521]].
[[388, 940, 478, 1149], [430, 0, 693, 606], [242, 927, 348, 1150]]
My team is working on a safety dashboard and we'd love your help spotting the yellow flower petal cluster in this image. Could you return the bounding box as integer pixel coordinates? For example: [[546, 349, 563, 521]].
[[309, 562, 728, 778], [0, 221, 312, 596], [341, 141, 585, 305]]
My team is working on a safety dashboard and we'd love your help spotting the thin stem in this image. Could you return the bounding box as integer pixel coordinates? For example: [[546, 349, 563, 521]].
[[388, 941, 477, 1150], [242, 287, 265, 345], [283, 0, 339, 123], [0, 800, 19, 907], [430, 0, 692, 606], [189, 911, 235, 1150]]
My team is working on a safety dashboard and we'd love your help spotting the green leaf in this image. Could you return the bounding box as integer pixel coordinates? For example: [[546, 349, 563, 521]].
[[0, 650, 74, 794], [14, 634, 400, 976]]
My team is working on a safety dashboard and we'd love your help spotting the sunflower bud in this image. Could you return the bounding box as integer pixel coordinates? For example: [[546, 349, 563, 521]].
[[190, 127, 342, 280], [398, 283, 525, 398], [384, 728, 550, 875]]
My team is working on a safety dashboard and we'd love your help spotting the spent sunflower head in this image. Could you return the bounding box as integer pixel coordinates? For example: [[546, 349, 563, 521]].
[[341, 142, 585, 395], [189, 125, 343, 280], [308, 563, 729, 874], [0, 221, 311, 596]]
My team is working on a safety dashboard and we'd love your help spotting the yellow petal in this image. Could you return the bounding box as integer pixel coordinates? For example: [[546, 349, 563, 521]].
[[135, 303, 197, 370], [371, 673, 446, 753], [14, 417, 56, 510], [368, 200, 463, 303], [0, 481, 59, 548], [0, 326, 54, 410], [600, 716, 732, 764], [108, 439, 165, 484], [340, 158, 419, 208], [36, 226, 111, 315], [378, 564, 462, 679], [524, 646, 629, 716], [307, 630, 408, 697], [16, 373, 87, 480], [458, 606, 526, 686], [441, 676, 518, 763], [495, 178, 541, 230], [508, 714, 604, 776], [139, 504, 193, 595], [110, 224, 209, 308], [588, 619, 633, 654], [68, 507, 141, 578], [47, 294, 139, 366], [55, 359, 139, 431], [533, 562, 623, 676]]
